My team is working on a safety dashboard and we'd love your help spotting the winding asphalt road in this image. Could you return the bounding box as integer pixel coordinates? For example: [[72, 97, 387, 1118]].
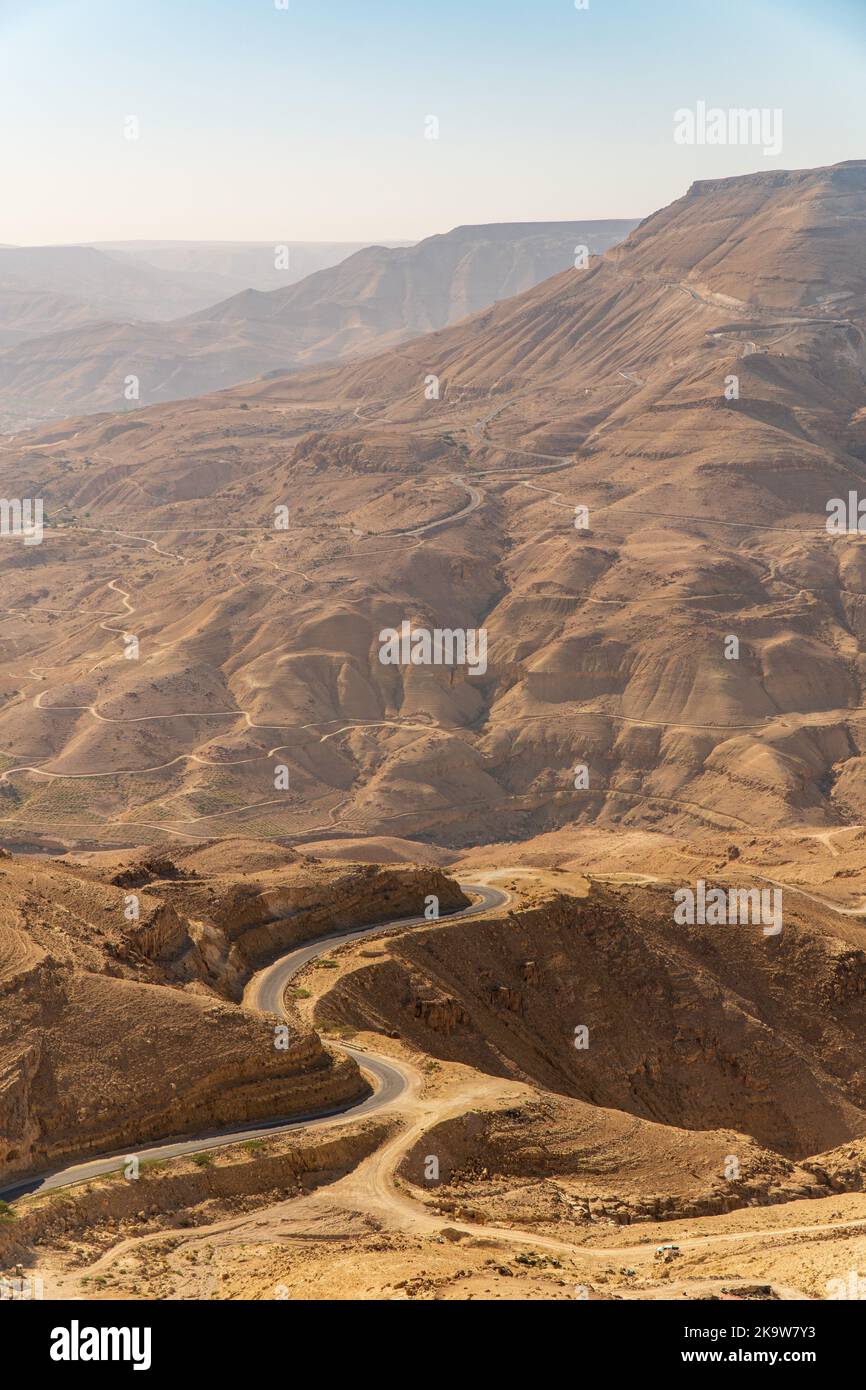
[[379, 474, 484, 538], [0, 881, 507, 1202]]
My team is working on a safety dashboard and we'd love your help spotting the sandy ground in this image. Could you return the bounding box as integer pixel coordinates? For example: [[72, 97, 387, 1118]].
[[27, 1033, 866, 1302]]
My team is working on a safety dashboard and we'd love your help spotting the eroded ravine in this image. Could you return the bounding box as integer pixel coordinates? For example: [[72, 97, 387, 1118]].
[[0, 882, 508, 1203]]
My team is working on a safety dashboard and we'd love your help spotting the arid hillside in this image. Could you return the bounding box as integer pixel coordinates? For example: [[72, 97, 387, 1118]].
[[314, 877, 866, 1159], [0, 841, 458, 1183], [0, 163, 864, 855], [192, 220, 637, 351], [0, 245, 214, 347], [0, 242, 378, 354], [0, 221, 634, 430]]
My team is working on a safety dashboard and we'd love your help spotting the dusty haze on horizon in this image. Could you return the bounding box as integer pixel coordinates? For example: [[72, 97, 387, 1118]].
[[1, 0, 864, 244]]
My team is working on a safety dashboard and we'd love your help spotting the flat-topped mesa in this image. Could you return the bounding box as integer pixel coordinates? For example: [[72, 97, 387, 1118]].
[[685, 160, 866, 199], [609, 160, 866, 309]]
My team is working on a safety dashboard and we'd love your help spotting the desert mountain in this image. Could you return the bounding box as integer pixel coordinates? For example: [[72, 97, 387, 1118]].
[[322, 875, 866, 1160], [88, 239, 395, 299], [0, 164, 864, 859], [8, 850, 866, 1303], [192, 220, 638, 349], [0, 245, 203, 347], [0, 240, 378, 346], [0, 221, 635, 431], [0, 240, 383, 429]]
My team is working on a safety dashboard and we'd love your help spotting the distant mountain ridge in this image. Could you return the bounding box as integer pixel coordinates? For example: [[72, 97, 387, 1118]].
[[0, 240, 381, 350], [1, 165, 860, 846], [0, 219, 637, 430]]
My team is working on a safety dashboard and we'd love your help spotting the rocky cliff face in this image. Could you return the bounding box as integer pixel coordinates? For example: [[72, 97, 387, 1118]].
[[182, 863, 469, 996], [314, 880, 866, 1159], [0, 843, 464, 1183], [0, 947, 362, 1183], [0, 1118, 391, 1264]]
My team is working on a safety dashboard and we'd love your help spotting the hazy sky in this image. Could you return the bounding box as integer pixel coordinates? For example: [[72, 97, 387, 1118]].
[[1, 0, 865, 245]]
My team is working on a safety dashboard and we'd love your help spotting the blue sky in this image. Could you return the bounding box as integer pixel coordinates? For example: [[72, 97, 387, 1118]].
[[1, 0, 864, 243]]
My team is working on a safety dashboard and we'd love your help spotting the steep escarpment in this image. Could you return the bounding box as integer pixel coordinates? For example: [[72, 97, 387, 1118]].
[[0, 961, 360, 1183], [0, 841, 465, 1183], [164, 860, 469, 996], [0, 1117, 392, 1265], [312, 880, 866, 1158], [607, 161, 866, 308]]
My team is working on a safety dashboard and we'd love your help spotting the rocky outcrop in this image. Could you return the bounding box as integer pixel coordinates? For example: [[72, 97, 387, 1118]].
[[0, 1119, 391, 1263], [0, 957, 365, 1183], [819, 950, 866, 1005], [0, 848, 465, 1184], [109, 854, 195, 888], [178, 864, 469, 997], [413, 993, 471, 1035], [317, 881, 866, 1159], [114, 897, 193, 970], [486, 983, 523, 1014]]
